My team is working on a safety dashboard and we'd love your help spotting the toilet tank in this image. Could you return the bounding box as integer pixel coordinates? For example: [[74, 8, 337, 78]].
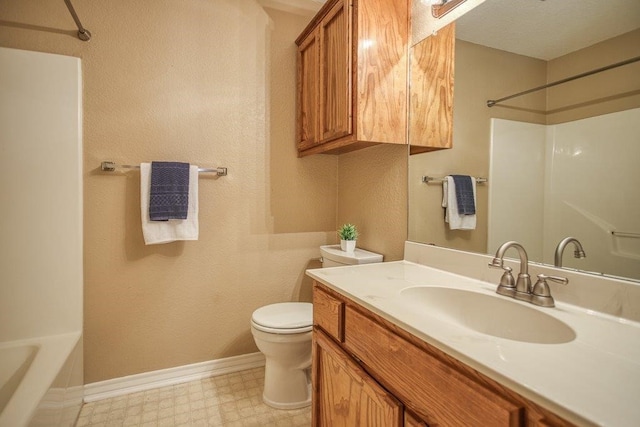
[[320, 245, 383, 267]]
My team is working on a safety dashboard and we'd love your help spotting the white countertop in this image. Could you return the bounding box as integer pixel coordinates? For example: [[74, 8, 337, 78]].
[[307, 260, 640, 427]]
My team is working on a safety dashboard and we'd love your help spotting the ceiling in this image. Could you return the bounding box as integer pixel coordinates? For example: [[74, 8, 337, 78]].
[[266, 0, 640, 60], [257, 0, 324, 15], [456, 0, 640, 60]]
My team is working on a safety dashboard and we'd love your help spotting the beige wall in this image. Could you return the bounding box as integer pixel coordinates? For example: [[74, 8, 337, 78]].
[[338, 145, 408, 262], [0, 0, 407, 383], [547, 28, 640, 124]]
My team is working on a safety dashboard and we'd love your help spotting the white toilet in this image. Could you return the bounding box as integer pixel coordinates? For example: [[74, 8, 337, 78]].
[[250, 244, 383, 409]]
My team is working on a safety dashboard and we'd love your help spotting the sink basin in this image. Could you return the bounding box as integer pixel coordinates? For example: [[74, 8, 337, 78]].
[[400, 286, 576, 344]]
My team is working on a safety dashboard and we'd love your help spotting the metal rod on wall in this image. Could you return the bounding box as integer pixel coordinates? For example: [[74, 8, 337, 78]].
[[611, 231, 640, 239], [101, 161, 228, 177], [63, 0, 91, 41], [487, 55, 640, 107]]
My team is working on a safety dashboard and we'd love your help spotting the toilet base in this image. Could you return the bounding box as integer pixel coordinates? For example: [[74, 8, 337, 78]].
[[262, 384, 311, 410], [262, 363, 311, 410]]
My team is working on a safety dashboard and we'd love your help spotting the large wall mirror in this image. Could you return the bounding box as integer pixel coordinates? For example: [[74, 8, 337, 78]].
[[408, 0, 640, 281]]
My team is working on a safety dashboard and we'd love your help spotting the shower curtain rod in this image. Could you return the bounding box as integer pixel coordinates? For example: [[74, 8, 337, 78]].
[[63, 0, 91, 41], [487, 55, 640, 107]]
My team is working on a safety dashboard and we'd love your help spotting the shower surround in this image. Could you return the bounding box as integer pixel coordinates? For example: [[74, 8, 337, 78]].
[[0, 47, 83, 426]]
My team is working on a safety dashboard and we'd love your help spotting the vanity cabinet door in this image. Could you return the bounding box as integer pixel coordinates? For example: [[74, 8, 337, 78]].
[[344, 305, 524, 426], [312, 328, 402, 427]]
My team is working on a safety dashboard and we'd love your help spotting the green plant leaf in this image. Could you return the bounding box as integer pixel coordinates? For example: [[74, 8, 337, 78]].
[[338, 223, 358, 240]]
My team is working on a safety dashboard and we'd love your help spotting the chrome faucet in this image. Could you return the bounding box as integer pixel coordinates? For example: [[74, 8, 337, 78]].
[[554, 237, 586, 267], [488, 241, 532, 302]]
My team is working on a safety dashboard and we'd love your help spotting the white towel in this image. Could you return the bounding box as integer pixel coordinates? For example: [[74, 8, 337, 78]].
[[140, 163, 199, 244], [443, 176, 476, 230]]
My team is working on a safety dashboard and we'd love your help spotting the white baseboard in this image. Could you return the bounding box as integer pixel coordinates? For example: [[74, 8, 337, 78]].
[[83, 352, 265, 403]]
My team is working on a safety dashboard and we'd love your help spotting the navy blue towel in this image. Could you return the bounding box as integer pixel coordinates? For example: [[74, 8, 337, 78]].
[[451, 175, 476, 215], [149, 162, 190, 221]]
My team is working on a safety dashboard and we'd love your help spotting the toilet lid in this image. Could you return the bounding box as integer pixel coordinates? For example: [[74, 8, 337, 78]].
[[251, 302, 312, 334]]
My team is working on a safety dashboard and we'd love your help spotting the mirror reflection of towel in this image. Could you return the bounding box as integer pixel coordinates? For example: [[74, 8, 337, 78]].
[[443, 176, 476, 230], [451, 175, 476, 215]]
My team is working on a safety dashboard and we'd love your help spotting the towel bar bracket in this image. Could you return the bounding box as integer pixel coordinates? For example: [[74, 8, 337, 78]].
[[101, 161, 228, 176], [101, 161, 117, 172]]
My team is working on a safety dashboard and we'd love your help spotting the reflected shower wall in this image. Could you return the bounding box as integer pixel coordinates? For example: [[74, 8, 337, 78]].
[[489, 108, 640, 280]]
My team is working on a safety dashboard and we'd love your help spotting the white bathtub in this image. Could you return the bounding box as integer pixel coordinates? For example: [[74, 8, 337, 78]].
[[0, 332, 82, 427]]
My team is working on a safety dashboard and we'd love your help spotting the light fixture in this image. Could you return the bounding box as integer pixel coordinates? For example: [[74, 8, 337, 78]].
[[431, 0, 465, 18]]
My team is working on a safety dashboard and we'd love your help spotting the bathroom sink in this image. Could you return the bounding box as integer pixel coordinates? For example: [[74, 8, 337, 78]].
[[400, 286, 576, 344]]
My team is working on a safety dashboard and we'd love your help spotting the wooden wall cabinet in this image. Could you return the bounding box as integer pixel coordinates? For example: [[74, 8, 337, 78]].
[[312, 282, 577, 427], [409, 22, 455, 155], [296, 0, 454, 157]]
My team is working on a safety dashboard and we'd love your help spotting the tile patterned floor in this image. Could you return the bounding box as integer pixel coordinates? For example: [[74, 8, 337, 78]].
[[75, 367, 311, 426]]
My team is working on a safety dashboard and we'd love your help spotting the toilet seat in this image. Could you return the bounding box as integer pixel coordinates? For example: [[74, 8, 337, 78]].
[[251, 302, 312, 334]]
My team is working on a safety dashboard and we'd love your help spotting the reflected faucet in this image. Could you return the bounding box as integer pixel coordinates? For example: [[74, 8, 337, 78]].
[[488, 241, 532, 302], [554, 237, 586, 267]]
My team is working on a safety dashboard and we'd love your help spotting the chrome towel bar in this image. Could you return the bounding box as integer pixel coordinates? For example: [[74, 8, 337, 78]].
[[611, 231, 640, 239], [101, 161, 228, 176]]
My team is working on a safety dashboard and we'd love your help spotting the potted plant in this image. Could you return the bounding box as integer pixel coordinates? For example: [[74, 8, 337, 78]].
[[338, 223, 358, 253]]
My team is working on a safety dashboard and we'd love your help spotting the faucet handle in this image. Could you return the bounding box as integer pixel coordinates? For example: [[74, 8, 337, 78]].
[[531, 274, 568, 308], [536, 274, 569, 286], [494, 266, 517, 297], [498, 266, 514, 284]]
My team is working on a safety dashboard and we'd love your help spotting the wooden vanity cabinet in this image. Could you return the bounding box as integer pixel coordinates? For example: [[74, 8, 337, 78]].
[[312, 282, 577, 427], [314, 329, 403, 425]]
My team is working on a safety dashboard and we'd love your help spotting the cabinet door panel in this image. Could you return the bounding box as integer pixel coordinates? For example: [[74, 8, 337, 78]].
[[409, 22, 455, 154], [319, 0, 352, 143], [344, 306, 523, 426], [313, 329, 402, 426], [356, 0, 408, 144], [297, 28, 319, 150]]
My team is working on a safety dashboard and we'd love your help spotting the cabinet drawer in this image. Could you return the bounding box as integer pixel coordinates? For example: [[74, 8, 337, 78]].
[[344, 306, 523, 426], [313, 284, 344, 342]]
